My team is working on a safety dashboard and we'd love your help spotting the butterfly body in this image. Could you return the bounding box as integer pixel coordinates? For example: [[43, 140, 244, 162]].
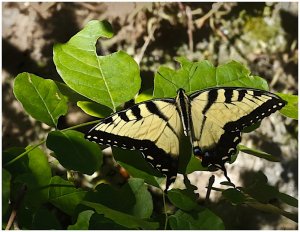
[[85, 87, 286, 190]]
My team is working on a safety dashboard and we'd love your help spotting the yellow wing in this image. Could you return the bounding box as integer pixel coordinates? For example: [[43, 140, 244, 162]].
[[189, 87, 286, 168], [85, 99, 183, 189]]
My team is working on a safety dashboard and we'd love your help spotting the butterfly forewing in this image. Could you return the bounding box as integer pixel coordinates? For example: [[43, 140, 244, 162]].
[[85, 99, 183, 190], [189, 87, 286, 167]]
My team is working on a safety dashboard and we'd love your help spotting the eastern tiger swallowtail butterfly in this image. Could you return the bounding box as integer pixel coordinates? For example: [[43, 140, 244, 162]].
[[85, 87, 286, 190]]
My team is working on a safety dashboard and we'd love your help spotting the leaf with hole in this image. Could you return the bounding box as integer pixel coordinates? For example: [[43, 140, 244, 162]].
[[53, 20, 141, 111]]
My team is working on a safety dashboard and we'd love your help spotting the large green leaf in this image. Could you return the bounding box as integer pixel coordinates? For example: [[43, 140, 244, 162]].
[[154, 57, 269, 98], [46, 130, 102, 175], [53, 20, 141, 111], [14, 73, 68, 127], [68, 210, 94, 230], [48, 176, 87, 216], [169, 207, 225, 230], [2, 169, 11, 215], [276, 93, 298, 119], [81, 201, 159, 229]]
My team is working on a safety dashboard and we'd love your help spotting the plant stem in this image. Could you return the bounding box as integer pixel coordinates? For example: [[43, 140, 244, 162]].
[[162, 190, 168, 230]]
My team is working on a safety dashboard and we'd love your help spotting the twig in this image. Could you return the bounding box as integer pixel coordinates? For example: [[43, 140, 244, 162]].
[[135, 20, 157, 65], [186, 6, 194, 52], [195, 3, 222, 28]]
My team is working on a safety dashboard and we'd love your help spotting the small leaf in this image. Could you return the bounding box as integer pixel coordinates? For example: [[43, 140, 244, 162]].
[[239, 144, 280, 162], [2, 169, 11, 215], [246, 199, 297, 222], [53, 20, 141, 111], [77, 101, 112, 118], [81, 201, 159, 229], [68, 210, 94, 230], [278, 192, 298, 208], [167, 189, 198, 211], [276, 93, 298, 119], [14, 73, 68, 127], [32, 208, 61, 229], [46, 130, 102, 175], [169, 207, 225, 230], [49, 176, 87, 215], [222, 188, 247, 204], [127, 178, 153, 218]]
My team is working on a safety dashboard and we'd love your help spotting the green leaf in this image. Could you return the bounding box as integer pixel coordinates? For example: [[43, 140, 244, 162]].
[[68, 210, 94, 230], [127, 178, 153, 218], [222, 188, 247, 204], [15, 147, 52, 208], [154, 58, 268, 98], [167, 189, 198, 211], [3, 147, 28, 175], [2, 169, 11, 215], [48, 176, 87, 216], [276, 93, 298, 119], [239, 144, 280, 162], [169, 207, 225, 230], [46, 130, 102, 175], [32, 208, 61, 229], [135, 89, 153, 103], [77, 101, 112, 118], [85, 183, 135, 214], [113, 148, 163, 188], [14, 73, 68, 127], [278, 192, 298, 208], [81, 201, 159, 229], [245, 199, 297, 222], [53, 20, 141, 111], [55, 81, 90, 102], [89, 213, 127, 229]]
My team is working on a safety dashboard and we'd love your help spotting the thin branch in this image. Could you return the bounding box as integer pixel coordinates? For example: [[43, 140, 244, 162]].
[[186, 5, 194, 52], [5, 185, 27, 230], [162, 190, 168, 230]]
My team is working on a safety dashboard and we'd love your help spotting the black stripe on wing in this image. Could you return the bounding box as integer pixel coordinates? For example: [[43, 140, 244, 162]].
[[85, 130, 178, 190], [223, 91, 286, 133]]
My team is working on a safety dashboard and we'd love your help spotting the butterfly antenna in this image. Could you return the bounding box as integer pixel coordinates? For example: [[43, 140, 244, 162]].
[[157, 71, 179, 91]]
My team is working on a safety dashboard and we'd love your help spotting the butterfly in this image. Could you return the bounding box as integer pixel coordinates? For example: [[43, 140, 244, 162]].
[[85, 86, 286, 190]]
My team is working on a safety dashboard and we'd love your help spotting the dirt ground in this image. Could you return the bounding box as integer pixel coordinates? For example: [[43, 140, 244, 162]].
[[2, 2, 298, 229]]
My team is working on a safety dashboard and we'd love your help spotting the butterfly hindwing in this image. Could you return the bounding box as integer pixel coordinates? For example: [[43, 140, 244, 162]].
[[85, 99, 183, 189], [189, 87, 286, 168]]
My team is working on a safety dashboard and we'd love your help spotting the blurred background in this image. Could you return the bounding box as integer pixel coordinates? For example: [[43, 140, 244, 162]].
[[2, 2, 298, 229]]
